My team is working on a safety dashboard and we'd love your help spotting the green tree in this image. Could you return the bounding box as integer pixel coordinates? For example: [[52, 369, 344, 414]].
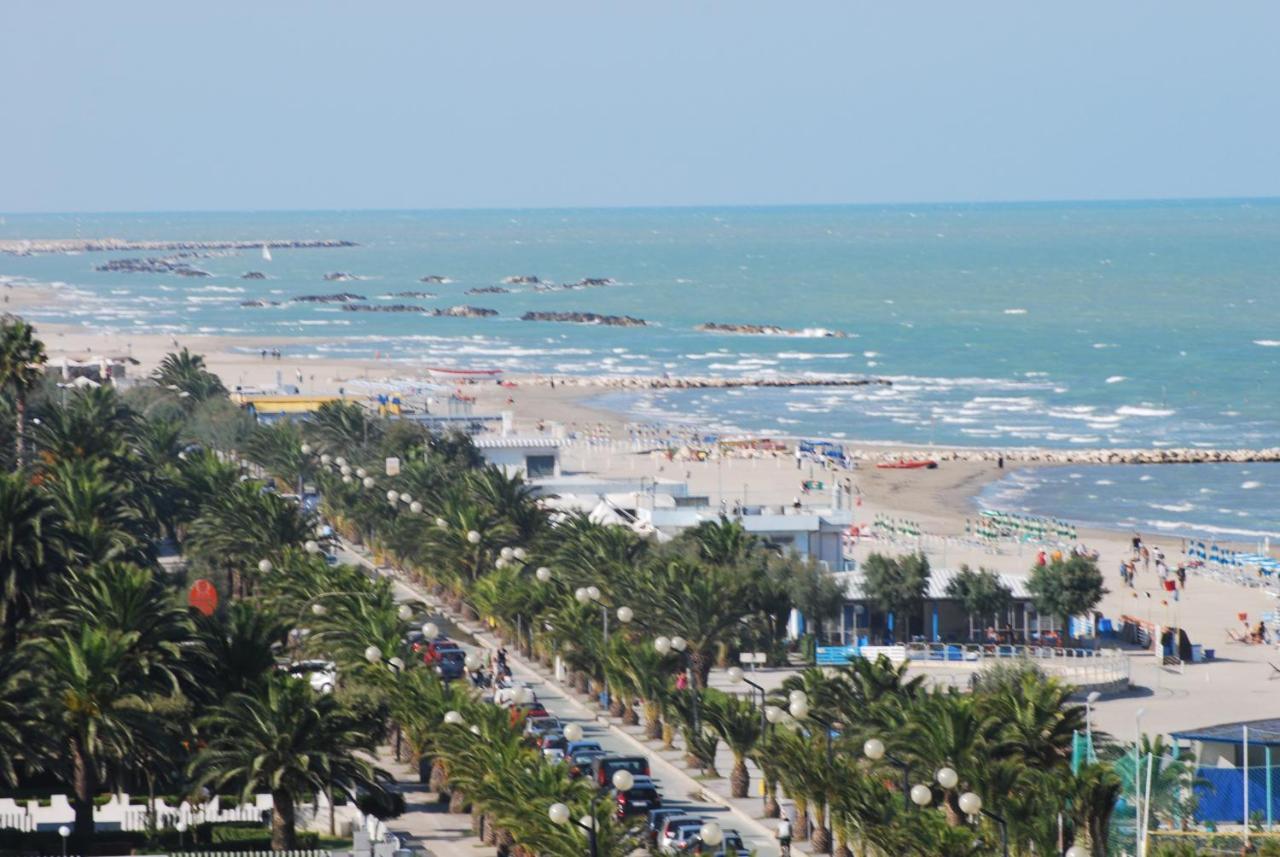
[[703, 688, 765, 797], [944, 565, 1013, 639], [0, 316, 47, 467], [861, 552, 931, 643], [1026, 555, 1106, 644], [0, 472, 53, 647], [785, 554, 845, 644], [190, 674, 388, 850], [152, 348, 226, 402]]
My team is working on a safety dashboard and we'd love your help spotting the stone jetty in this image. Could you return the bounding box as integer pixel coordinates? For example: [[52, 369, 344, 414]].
[[419, 275, 449, 284], [521, 311, 647, 327], [541, 374, 886, 390], [95, 257, 210, 276], [241, 271, 267, 280], [432, 305, 498, 318], [0, 238, 356, 255], [466, 286, 511, 295], [503, 275, 541, 285], [290, 292, 366, 303], [845, 447, 1280, 466], [385, 290, 436, 298], [342, 304, 426, 313]]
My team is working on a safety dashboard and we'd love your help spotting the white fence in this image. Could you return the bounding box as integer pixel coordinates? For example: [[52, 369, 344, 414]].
[[902, 642, 1131, 688], [0, 792, 361, 834]]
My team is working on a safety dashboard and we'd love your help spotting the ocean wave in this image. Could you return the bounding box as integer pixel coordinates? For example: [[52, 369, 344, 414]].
[[1242, 481, 1263, 489], [1115, 405, 1175, 417], [1003, 308, 1028, 315], [1253, 340, 1280, 347], [1144, 519, 1280, 539], [1105, 376, 1127, 384], [190, 285, 245, 293], [1150, 502, 1195, 513]]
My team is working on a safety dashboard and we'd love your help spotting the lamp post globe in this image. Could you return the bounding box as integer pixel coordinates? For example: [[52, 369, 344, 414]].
[[548, 803, 570, 825], [362, 476, 375, 488], [789, 698, 810, 719], [910, 784, 933, 807], [563, 723, 583, 742], [387, 490, 399, 503], [535, 566, 552, 582], [654, 636, 672, 655], [388, 656, 405, 671], [670, 636, 688, 652], [443, 710, 465, 726], [513, 547, 528, 561], [342, 475, 353, 484], [422, 622, 439, 638], [469, 724, 482, 736], [397, 604, 414, 621], [435, 517, 447, 528], [356, 467, 367, 478], [301, 443, 312, 455], [1065, 847, 1087, 857], [586, 585, 601, 602], [699, 822, 724, 847], [959, 792, 983, 816], [464, 653, 482, 671], [304, 540, 320, 554], [58, 826, 70, 838], [400, 492, 413, 504], [574, 587, 591, 604], [341, 465, 352, 476], [789, 689, 808, 706], [936, 767, 959, 790], [616, 605, 634, 624], [863, 738, 886, 760], [320, 454, 332, 465], [765, 705, 785, 724], [258, 559, 273, 574], [612, 769, 635, 791], [364, 645, 382, 664], [727, 666, 744, 683], [466, 530, 481, 544], [500, 546, 515, 560], [335, 456, 346, 467], [312, 603, 327, 616], [409, 501, 423, 513]]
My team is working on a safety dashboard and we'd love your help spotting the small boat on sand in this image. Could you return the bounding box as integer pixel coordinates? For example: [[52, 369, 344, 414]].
[[876, 459, 938, 470]]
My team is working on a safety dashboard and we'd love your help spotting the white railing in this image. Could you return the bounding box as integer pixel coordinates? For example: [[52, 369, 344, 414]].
[[0, 792, 358, 834], [902, 642, 1131, 688]]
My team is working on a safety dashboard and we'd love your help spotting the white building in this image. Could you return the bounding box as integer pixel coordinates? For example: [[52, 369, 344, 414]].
[[636, 506, 854, 570], [473, 436, 562, 480]]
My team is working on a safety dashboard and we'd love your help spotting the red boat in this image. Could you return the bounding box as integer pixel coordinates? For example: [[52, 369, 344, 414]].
[[876, 459, 938, 470]]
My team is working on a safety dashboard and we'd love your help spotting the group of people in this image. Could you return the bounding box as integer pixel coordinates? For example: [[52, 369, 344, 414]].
[[1121, 537, 1187, 599]]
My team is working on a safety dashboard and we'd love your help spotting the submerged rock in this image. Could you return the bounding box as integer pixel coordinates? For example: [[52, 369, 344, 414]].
[[323, 272, 360, 282], [241, 271, 267, 280], [431, 305, 498, 318], [466, 286, 511, 295], [95, 257, 210, 276], [290, 292, 367, 303], [697, 322, 848, 338], [239, 299, 280, 307], [342, 303, 426, 313], [503, 274, 541, 285], [385, 290, 436, 298], [419, 275, 448, 284]]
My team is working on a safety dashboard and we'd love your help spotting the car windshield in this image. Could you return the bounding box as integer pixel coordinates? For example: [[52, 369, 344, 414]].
[[665, 818, 699, 834], [607, 758, 647, 774]]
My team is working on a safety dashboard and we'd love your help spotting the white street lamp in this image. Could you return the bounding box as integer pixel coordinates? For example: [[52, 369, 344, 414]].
[[335, 457, 347, 467], [789, 689, 808, 706], [654, 636, 672, 655], [727, 666, 744, 683], [422, 622, 439, 638], [958, 791, 982, 816], [342, 475, 353, 484], [670, 636, 688, 652], [356, 467, 367, 478], [464, 653, 482, 671], [397, 604, 414, 621], [362, 476, 375, 488], [304, 540, 320, 554], [910, 784, 933, 806], [466, 530, 481, 544], [765, 705, 786, 724], [789, 698, 810, 719], [563, 723, 584, 743], [1065, 847, 1087, 857], [388, 656, 405, 672], [863, 738, 886, 760], [470, 724, 482, 736], [513, 547, 528, 561], [435, 516, 447, 528], [341, 465, 352, 476], [400, 492, 413, 504], [301, 443, 312, 455], [500, 546, 515, 560], [936, 767, 959, 790], [409, 501, 423, 513], [443, 710, 465, 725], [586, 585, 601, 602], [699, 822, 723, 848], [364, 645, 382, 664], [578, 815, 596, 831], [258, 559, 273, 574], [611, 769, 634, 791], [616, 606, 634, 624], [535, 566, 552, 582], [387, 490, 400, 503], [311, 603, 327, 616], [548, 802, 570, 825], [320, 454, 332, 465], [574, 587, 591, 604]]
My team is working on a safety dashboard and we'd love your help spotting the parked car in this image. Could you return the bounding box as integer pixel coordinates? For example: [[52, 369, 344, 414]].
[[565, 740, 603, 757], [523, 716, 562, 742], [646, 809, 688, 848], [284, 659, 337, 694], [568, 748, 607, 779], [659, 817, 703, 854], [540, 732, 568, 761], [614, 775, 661, 817], [509, 701, 549, 726], [435, 648, 466, 681], [687, 828, 749, 856], [591, 755, 651, 788]]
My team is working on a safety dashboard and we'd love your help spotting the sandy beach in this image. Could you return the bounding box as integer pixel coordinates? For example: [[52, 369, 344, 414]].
[[11, 280, 1280, 740]]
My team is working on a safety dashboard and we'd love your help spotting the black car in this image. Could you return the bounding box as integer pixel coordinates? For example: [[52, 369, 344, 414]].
[[615, 775, 661, 817], [592, 755, 650, 788], [646, 808, 687, 847]]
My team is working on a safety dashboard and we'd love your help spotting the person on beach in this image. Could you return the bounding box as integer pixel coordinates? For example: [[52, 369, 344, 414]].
[[1177, 565, 1187, 592], [1133, 533, 1143, 556], [1142, 546, 1151, 572]]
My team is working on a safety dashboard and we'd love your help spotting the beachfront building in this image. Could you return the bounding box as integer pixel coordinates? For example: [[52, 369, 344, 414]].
[[473, 435, 562, 480], [636, 505, 855, 570], [1170, 719, 1280, 824], [47, 354, 138, 385], [827, 567, 1039, 646]]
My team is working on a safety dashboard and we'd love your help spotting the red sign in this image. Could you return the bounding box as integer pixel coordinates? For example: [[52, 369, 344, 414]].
[[188, 579, 219, 616]]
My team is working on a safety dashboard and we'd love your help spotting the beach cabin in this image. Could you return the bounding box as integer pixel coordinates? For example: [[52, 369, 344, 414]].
[[473, 436, 562, 480], [230, 392, 344, 424], [1170, 719, 1280, 824], [637, 506, 854, 570], [828, 567, 1038, 646]]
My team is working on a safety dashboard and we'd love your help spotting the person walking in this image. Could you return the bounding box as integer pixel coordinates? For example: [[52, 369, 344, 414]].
[[776, 816, 792, 856]]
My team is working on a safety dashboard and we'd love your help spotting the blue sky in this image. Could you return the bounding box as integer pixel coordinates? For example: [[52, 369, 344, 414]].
[[3, 1, 1278, 212]]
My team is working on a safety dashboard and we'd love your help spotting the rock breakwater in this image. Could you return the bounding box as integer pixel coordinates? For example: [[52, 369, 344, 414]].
[[697, 322, 849, 338], [1, 238, 357, 255], [522, 311, 646, 327], [291, 292, 366, 303], [95, 257, 210, 276], [432, 305, 497, 318], [849, 447, 1280, 466]]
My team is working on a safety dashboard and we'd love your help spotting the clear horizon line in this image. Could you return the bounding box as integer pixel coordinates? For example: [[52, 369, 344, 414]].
[[3, 192, 1279, 218]]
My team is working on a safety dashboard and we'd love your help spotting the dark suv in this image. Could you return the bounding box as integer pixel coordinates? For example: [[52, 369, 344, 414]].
[[591, 755, 650, 789], [615, 775, 661, 817], [435, 648, 465, 681]]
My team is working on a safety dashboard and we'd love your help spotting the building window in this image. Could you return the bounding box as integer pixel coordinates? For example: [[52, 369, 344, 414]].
[[526, 454, 556, 478]]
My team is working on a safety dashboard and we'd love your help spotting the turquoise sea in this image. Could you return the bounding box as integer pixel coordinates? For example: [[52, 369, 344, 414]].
[[3, 201, 1279, 537]]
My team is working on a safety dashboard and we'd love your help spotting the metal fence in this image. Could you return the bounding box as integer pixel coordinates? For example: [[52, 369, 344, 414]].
[[901, 642, 1131, 687]]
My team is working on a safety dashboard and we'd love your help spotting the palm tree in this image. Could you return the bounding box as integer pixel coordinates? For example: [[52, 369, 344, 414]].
[[0, 316, 47, 467], [193, 602, 289, 700], [186, 480, 315, 597], [683, 515, 759, 565], [0, 651, 32, 785], [703, 689, 764, 797], [0, 471, 53, 647], [190, 674, 389, 850], [1071, 762, 1123, 857], [41, 457, 152, 566], [640, 558, 753, 687], [25, 625, 179, 850], [306, 400, 380, 455], [152, 348, 226, 401]]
